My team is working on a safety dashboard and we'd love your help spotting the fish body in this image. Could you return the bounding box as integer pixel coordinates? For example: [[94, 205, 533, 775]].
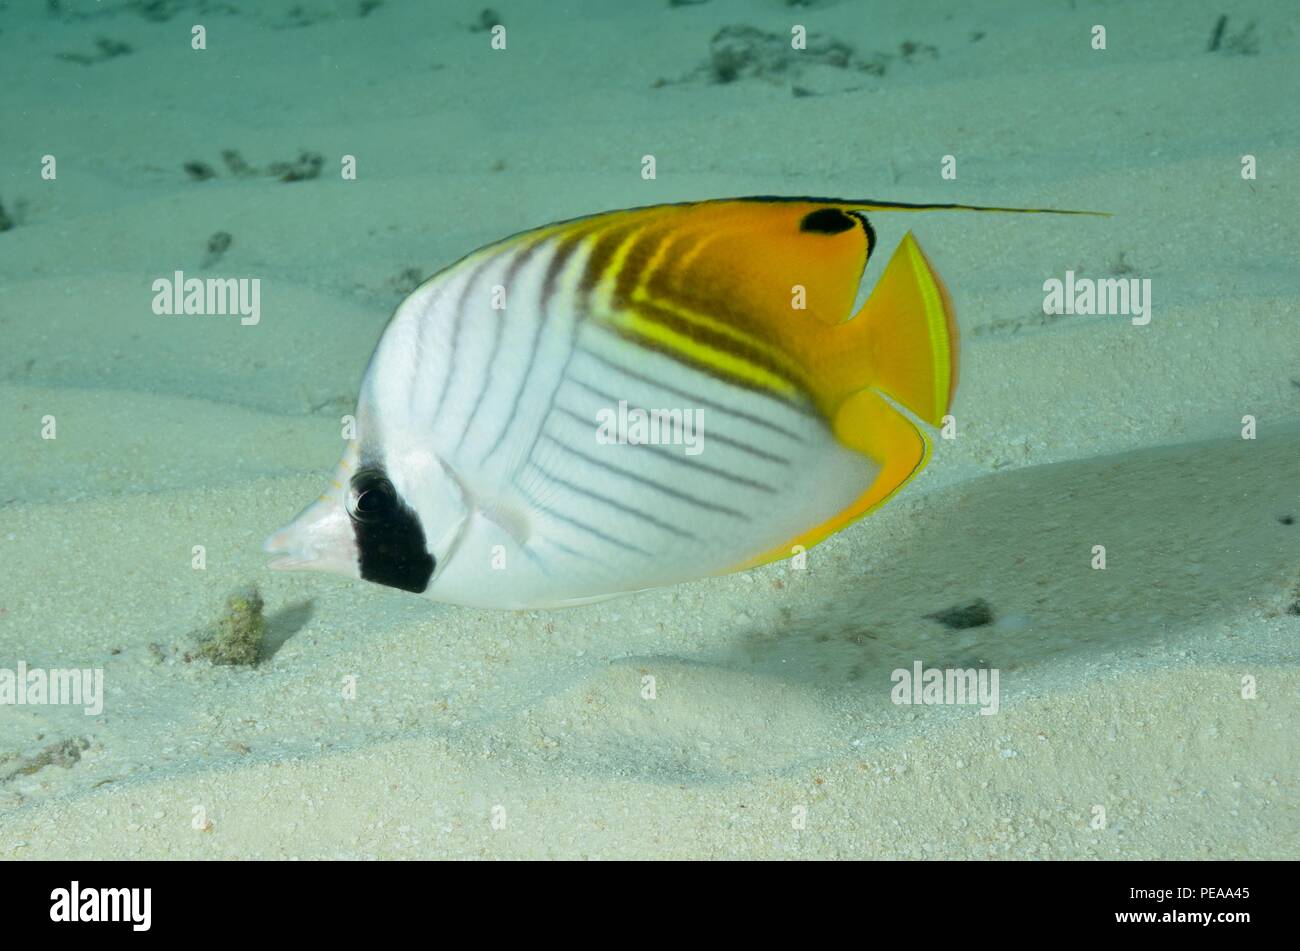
[[267, 196, 1035, 608]]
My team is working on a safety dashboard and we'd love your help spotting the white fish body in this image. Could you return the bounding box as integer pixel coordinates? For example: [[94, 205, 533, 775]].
[[266, 197, 978, 609]]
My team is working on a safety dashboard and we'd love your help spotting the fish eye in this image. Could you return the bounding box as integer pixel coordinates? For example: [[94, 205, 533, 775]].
[[351, 470, 397, 521]]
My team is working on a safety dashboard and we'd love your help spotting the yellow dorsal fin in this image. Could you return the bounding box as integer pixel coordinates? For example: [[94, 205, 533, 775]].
[[731, 233, 956, 570], [836, 231, 957, 426]]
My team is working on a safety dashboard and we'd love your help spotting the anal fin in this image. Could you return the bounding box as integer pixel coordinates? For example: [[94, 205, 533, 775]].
[[733, 389, 930, 571]]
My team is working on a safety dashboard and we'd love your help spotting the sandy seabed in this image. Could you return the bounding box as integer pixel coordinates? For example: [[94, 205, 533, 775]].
[[0, 0, 1296, 859]]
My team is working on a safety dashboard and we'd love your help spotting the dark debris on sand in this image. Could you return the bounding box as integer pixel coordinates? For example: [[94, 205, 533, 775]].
[[656, 24, 938, 95], [183, 149, 324, 183], [925, 598, 996, 631]]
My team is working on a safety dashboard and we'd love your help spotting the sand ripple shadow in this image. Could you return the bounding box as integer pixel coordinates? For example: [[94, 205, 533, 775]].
[[485, 430, 1298, 782], [719, 429, 1299, 690]]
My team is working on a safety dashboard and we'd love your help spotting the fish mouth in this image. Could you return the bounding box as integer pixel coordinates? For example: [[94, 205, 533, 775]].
[[262, 550, 315, 572], [262, 498, 359, 578]]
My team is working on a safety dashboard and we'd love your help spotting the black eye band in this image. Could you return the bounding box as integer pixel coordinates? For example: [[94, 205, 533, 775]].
[[349, 467, 435, 593]]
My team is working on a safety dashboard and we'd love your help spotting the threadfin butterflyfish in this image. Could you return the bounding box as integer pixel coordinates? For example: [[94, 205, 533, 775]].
[[265, 196, 1101, 608]]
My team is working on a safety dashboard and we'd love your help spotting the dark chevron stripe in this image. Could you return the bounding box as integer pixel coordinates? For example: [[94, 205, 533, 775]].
[[509, 217, 644, 480], [579, 217, 642, 295], [573, 346, 813, 440], [482, 225, 592, 462], [543, 536, 602, 565], [553, 405, 779, 493], [538, 432, 749, 520], [432, 251, 497, 423], [526, 459, 698, 540], [516, 482, 652, 557], [613, 223, 676, 304], [456, 236, 548, 451], [563, 376, 791, 467], [516, 539, 552, 576], [407, 275, 452, 416]]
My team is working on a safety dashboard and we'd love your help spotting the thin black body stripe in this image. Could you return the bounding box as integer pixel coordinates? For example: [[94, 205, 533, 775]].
[[553, 405, 779, 493], [507, 225, 616, 481], [515, 341, 580, 482], [407, 276, 454, 416], [612, 224, 671, 304], [563, 376, 790, 467], [642, 264, 792, 352], [573, 346, 810, 443], [456, 236, 548, 451], [579, 219, 642, 295], [483, 227, 591, 463], [538, 432, 749, 520], [517, 540, 551, 576], [516, 483, 652, 557], [543, 536, 602, 565], [432, 251, 498, 423], [525, 459, 698, 540]]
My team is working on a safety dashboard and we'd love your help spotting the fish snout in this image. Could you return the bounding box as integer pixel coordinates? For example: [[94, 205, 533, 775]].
[[263, 496, 359, 579]]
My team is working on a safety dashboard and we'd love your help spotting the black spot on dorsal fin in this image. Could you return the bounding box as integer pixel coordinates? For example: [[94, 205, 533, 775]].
[[799, 207, 857, 234]]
